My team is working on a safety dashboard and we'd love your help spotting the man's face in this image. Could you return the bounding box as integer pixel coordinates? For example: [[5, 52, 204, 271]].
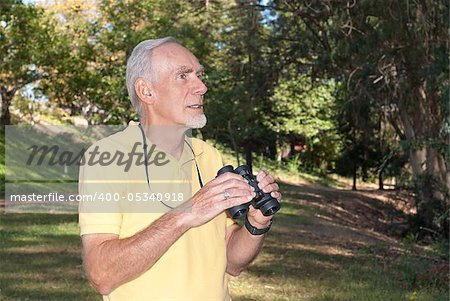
[[147, 42, 208, 128]]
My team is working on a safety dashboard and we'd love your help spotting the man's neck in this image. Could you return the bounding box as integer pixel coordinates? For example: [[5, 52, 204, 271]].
[[140, 122, 187, 160]]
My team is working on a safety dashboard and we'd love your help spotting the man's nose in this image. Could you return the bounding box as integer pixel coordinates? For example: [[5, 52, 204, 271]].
[[193, 77, 208, 96]]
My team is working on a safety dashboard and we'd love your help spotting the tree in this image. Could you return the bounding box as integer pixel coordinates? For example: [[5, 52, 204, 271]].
[[37, 0, 131, 125], [202, 0, 285, 171], [335, 85, 382, 190], [40, 0, 214, 124], [265, 73, 341, 172], [269, 0, 449, 237], [0, 0, 62, 125]]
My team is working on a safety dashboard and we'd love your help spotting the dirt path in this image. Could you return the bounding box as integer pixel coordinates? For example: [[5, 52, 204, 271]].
[[271, 178, 446, 277], [229, 180, 450, 300], [278, 180, 418, 255]]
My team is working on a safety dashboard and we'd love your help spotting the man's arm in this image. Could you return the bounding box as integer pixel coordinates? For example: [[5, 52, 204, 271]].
[[82, 211, 188, 295], [82, 172, 255, 295], [225, 170, 281, 276]]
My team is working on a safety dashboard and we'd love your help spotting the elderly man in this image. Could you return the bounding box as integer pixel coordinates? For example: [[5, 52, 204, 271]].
[[79, 37, 281, 300]]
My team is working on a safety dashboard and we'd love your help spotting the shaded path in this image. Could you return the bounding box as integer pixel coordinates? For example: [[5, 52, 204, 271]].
[[230, 181, 448, 301]]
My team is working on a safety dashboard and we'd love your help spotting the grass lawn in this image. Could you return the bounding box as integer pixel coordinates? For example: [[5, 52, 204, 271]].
[[0, 182, 448, 300], [0, 214, 96, 300]]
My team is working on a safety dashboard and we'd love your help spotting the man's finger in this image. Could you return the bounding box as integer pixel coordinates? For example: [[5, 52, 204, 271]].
[[258, 175, 275, 190], [214, 172, 246, 184], [213, 178, 253, 194], [256, 170, 268, 182], [215, 189, 255, 201], [246, 205, 258, 214], [270, 191, 282, 201], [261, 182, 279, 193], [223, 195, 253, 209]]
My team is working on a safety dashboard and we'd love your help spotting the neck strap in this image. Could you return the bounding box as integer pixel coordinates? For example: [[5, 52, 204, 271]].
[[138, 123, 204, 209]]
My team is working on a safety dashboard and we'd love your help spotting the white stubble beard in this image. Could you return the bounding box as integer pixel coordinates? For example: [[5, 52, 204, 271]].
[[186, 113, 207, 129]]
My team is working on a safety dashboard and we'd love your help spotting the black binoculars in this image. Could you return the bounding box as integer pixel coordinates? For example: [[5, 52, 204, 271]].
[[216, 164, 281, 219]]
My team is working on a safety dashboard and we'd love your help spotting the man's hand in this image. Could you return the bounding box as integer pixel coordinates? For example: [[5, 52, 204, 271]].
[[224, 169, 281, 276], [246, 170, 282, 227], [177, 172, 255, 228]]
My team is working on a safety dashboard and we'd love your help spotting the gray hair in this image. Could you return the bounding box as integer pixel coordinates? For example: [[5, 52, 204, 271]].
[[126, 37, 179, 116]]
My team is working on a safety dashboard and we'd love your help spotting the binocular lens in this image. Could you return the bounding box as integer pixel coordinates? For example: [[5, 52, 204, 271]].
[[217, 164, 281, 219], [259, 198, 281, 216], [217, 165, 234, 176], [228, 204, 249, 219]]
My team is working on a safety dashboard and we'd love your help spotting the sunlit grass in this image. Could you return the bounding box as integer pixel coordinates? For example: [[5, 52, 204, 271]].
[[0, 214, 97, 301]]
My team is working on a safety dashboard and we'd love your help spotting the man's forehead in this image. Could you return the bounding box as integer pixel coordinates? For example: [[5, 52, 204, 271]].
[[176, 64, 205, 73], [152, 42, 202, 71]]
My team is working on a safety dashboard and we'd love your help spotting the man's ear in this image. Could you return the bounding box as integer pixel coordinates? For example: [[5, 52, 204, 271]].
[[135, 78, 154, 105]]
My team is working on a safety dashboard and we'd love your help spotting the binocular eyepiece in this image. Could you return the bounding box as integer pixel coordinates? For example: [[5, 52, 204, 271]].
[[216, 165, 281, 219]]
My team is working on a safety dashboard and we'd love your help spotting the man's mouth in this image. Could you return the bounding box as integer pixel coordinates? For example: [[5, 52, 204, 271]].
[[186, 104, 203, 109]]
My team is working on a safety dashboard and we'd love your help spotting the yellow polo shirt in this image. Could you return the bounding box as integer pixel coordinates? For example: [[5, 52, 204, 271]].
[[79, 122, 233, 301]]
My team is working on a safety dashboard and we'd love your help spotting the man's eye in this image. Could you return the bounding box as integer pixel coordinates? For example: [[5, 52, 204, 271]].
[[178, 73, 187, 80]]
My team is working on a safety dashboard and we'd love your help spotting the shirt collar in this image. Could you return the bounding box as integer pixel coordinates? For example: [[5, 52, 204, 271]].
[[127, 121, 204, 164]]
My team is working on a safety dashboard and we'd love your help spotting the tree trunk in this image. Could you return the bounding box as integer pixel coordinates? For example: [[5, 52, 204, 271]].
[[397, 88, 448, 236], [245, 143, 253, 174], [378, 169, 384, 190], [426, 146, 449, 203], [399, 109, 426, 177], [227, 120, 240, 166], [1, 91, 12, 126], [352, 162, 357, 191]]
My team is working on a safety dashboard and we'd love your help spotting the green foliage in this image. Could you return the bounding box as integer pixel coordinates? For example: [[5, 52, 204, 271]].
[[269, 0, 449, 235], [263, 74, 342, 172], [400, 235, 449, 291], [266, 75, 337, 136], [285, 155, 301, 173], [0, 0, 63, 124], [202, 0, 282, 164]]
